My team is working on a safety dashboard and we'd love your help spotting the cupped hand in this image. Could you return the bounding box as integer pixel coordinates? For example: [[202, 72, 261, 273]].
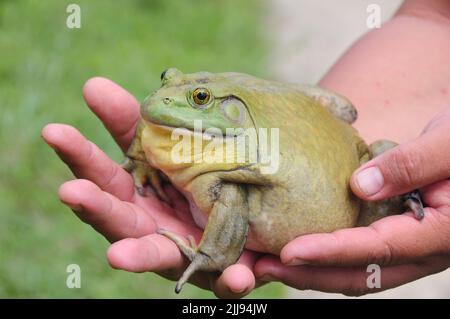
[[42, 77, 259, 298], [255, 107, 450, 296]]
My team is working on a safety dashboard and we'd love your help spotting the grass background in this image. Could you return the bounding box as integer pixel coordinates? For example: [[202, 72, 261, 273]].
[[0, 0, 285, 298]]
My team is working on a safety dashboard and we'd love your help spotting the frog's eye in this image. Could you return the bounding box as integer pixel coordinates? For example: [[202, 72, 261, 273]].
[[160, 69, 168, 81], [192, 88, 211, 107]]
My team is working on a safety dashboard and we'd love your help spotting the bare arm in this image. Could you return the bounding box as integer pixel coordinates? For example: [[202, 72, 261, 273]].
[[320, 0, 450, 143], [255, 0, 450, 296]]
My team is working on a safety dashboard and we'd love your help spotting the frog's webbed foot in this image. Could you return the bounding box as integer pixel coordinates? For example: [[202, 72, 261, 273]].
[[157, 228, 211, 294], [121, 157, 170, 203], [157, 229, 198, 261], [158, 229, 228, 295], [158, 184, 249, 294], [402, 190, 425, 220]]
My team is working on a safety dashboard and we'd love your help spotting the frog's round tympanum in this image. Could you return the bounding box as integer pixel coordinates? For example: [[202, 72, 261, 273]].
[[123, 68, 424, 293]]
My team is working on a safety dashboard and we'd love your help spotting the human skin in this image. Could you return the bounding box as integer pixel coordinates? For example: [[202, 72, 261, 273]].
[[254, 0, 450, 295], [42, 80, 260, 299], [42, 0, 450, 297]]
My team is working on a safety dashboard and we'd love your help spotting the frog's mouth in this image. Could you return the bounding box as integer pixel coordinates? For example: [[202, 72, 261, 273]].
[[143, 118, 245, 140]]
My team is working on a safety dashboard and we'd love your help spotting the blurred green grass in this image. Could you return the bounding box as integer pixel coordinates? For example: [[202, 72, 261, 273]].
[[0, 0, 285, 298]]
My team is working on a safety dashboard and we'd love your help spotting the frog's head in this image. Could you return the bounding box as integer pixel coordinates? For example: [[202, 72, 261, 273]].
[[141, 68, 255, 136]]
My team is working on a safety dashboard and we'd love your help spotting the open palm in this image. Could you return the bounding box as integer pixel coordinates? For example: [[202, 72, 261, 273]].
[[42, 77, 259, 298]]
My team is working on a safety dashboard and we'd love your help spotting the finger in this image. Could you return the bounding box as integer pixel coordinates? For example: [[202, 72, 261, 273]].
[[163, 184, 196, 226], [350, 121, 450, 200], [83, 77, 140, 152], [422, 107, 450, 133], [212, 265, 255, 299], [255, 255, 449, 296], [211, 253, 257, 299], [59, 179, 156, 242], [42, 123, 134, 201], [107, 234, 184, 273], [107, 233, 213, 290], [421, 180, 450, 212], [108, 233, 258, 297], [280, 208, 448, 267]]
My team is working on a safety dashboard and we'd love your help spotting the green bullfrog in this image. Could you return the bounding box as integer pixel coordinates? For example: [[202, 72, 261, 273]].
[[123, 68, 424, 293]]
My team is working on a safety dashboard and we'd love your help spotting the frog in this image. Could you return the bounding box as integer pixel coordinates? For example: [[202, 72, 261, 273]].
[[123, 68, 424, 293]]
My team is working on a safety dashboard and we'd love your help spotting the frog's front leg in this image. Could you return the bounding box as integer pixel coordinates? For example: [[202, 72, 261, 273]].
[[122, 120, 169, 202], [122, 157, 169, 201], [158, 183, 249, 293]]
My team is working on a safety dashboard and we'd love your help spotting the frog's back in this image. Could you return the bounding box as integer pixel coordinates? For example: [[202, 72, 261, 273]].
[[224, 73, 367, 253]]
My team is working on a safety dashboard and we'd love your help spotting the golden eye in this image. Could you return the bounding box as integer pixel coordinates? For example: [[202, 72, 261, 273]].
[[192, 88, 211, 106]]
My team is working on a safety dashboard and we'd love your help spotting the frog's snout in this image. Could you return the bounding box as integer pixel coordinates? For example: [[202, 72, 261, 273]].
[[140, 93, 159, 121], [140, 92, 177, 124]]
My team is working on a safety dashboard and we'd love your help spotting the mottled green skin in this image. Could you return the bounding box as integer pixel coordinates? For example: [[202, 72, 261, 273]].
[[125, 68, 406, 292]]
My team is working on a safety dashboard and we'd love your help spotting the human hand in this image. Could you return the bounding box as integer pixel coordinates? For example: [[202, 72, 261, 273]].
[[41, 77, 259, 298], [254, 107, 450, 296]]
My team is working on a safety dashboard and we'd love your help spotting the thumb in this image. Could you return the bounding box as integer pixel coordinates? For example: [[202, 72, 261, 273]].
[[350, 124, 450, 201]]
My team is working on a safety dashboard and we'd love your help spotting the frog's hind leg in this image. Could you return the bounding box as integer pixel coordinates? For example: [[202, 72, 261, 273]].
[[158, 184, 249, 293], [357, 139, 425, 226], [402, 190, 425, 220], [156, 229, 209, 293], [157, 229, 197, 261]]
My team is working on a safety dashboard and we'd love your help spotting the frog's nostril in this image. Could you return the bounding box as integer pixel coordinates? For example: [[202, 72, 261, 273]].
[[163, 97, 172, 105]]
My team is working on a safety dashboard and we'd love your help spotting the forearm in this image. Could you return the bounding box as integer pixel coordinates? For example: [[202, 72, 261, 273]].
[[319, 0, 450, 143]]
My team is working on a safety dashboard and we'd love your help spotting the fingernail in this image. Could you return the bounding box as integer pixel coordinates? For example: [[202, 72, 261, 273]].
[[62, 201, 82, 212], [44, 140, 58, 150], [285, 258, 309, 266], [230, 286, 248, 294], [355, 166, 384, 196]]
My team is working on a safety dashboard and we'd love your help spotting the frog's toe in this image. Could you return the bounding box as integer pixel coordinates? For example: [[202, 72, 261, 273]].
[[148, 171, 171, 203], [403, 190, 425, 220], [157, 229, 227, 293], [157, 229, 197, 261], [174, 253, 212, 294], [136, 186, 146, 197], [120, 157, 134, 173], [122, 157, 171, 203], [121, 157, 147, 191], [187, 235, 198, 251]]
